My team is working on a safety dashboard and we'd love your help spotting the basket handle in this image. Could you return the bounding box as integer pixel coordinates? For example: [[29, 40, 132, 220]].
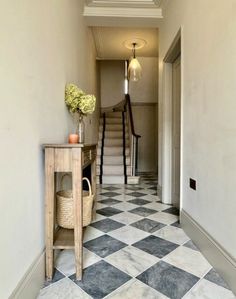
[[82, 177, 92, 196], [59, 173, 72, 190]]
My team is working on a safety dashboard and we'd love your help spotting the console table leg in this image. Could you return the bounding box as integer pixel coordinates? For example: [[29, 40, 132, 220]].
[[72, 148, 83, 280], [45, 148, 55, 280]]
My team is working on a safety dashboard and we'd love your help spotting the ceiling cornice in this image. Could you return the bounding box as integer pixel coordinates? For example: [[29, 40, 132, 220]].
[[84, 6, 163, 18], [86, 0, 163, 8]]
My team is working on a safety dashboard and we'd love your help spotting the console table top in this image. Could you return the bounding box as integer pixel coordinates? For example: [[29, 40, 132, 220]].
[[43, 143, 97, 149]]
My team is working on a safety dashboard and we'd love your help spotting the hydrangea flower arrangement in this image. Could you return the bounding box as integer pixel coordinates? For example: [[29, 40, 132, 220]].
[[65, 83, 96, 115]]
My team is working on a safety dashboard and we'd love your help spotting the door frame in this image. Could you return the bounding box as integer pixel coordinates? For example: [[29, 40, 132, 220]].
[[161, 28, 183, 209]]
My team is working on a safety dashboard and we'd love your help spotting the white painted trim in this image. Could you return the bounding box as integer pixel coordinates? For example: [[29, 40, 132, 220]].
[[83, 6, 163, 18], [160, 29, 182, 205], [179, 26, 184, 212], [181, 210, 236, 295], [86, 0, 163, 8], [9, 251, 45, 299], [161, 62, 172, 204]]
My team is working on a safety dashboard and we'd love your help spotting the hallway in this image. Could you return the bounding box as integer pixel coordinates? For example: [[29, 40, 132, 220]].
[[38, 175, 235, 299]]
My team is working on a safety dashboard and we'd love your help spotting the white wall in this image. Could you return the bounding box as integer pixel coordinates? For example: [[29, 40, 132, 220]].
[[100, 60, 125, 108], [159, 0, 236, 259], [0, 1, 99, 298], [132, 104, 157, 172], [129, 57, 158, 103], [130, 57, 158, 173]]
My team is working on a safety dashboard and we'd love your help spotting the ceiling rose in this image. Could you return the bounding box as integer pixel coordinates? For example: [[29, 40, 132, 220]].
[[123, 38, 147, 50]]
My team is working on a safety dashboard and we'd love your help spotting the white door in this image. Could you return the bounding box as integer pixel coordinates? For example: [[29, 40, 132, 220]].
[[172, 56, 181, 208]]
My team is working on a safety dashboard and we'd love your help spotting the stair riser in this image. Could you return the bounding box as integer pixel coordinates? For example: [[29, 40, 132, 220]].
[[104, 112, 123, 118], [97, 148, 130, 156], [100, 118, 123, 124], [98, 139, 129, 147], [99, 125, 125, 131], [99, 132, 125, 139], [97, 175, 125, 184], [97, 166, 132, 176], [97, 156, 131, 165]]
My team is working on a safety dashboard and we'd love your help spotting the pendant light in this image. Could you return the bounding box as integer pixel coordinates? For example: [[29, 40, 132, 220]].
[[128, 43, 142, 82]]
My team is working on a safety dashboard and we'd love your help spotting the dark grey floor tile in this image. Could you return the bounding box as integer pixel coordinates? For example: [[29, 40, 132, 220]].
[[133, 235, 178, 258], [90, 218, 125, 233], [163, 207, 179, 216], [128, 198, 151, 206], [137, 261, 199, 299], [145, 181, 158, 185], [129, 207, 157, 217], [70, 260, 131, 299], [125, 186, 143, 191], [131, 218, 166, 233], [44, 269, 65, 287], [100, 192, 121, 197], [102, 186, 120, 191], [148, 186, 157, 191], [204, 268, 230, 290], [127, 192, 147, 197], [171, 221, 181, 228], [183, 240, 199, 251], [96, 207, 122, 217], [98, 198, 121, 206], [84, 234, 127, 258]]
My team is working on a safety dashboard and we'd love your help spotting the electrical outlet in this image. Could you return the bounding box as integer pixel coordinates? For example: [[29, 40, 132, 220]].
[[189, 178, 196, 190]]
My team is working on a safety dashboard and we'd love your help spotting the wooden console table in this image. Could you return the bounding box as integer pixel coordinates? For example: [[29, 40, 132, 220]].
[[43, 144, 97, 280]]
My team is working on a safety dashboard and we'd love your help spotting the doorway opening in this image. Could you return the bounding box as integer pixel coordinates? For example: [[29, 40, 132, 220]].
[[162, 30, 181, 210]]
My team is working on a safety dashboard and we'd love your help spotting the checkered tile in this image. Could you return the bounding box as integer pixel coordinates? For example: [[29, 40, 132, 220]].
[[38, 174, 235, 299]]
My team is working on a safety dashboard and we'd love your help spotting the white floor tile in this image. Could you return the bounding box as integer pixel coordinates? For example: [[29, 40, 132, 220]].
[[153, 226, 190, 245], [108, 225, 149, 245], [110, 211, 143, 225], [105, 279, 169, 299], [111, 194, 134, 201], [83, 226, 104, 242], [105, 246, 159, 277], [143, 194, 160, 201], [183, 279, 236, 299], [83, 248, 101, 269], [114, 202, 138, 211], [55, 250, 75, 276], [37, 278, 92, 299], [96, 202, 107, 209], [144, 202, 171, 211], [91, 213, 106, 223], [163, 246, 212, 278], [147, 212, 179, 224], [136, 189, 157, 195]]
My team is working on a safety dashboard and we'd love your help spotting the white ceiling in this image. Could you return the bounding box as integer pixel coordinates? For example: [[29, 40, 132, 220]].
[[92, 27, 159, 59]]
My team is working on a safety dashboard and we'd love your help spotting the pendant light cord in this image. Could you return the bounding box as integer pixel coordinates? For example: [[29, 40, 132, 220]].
[[132, 43, 136, 58]]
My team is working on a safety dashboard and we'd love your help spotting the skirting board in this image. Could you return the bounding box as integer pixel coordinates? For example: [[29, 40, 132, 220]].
[[157, 184, 162, 200], [9, 251, 45, 299], [181, 210, 236, 295]]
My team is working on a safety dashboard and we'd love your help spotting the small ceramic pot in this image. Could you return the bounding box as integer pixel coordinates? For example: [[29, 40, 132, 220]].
[[68, 133, 79, 144]]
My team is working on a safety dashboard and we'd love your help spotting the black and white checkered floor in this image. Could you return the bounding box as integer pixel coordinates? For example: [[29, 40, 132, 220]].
[[38, 174, 235, 299]]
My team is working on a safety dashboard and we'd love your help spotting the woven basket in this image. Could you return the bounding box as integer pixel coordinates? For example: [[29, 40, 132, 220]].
[[56, 176, 94, 229]]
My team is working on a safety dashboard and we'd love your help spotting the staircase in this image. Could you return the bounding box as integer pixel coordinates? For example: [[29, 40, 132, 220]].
[[97, 111, 131, 184], [97, 95, 141, 185]]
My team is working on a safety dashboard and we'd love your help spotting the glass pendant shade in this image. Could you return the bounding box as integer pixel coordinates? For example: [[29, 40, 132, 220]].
[[128, 57, 142, 82]]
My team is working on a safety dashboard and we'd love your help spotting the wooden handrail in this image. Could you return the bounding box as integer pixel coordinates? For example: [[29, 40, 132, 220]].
[[101, 99, 126, 114], [125, 94, 141, 139]]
